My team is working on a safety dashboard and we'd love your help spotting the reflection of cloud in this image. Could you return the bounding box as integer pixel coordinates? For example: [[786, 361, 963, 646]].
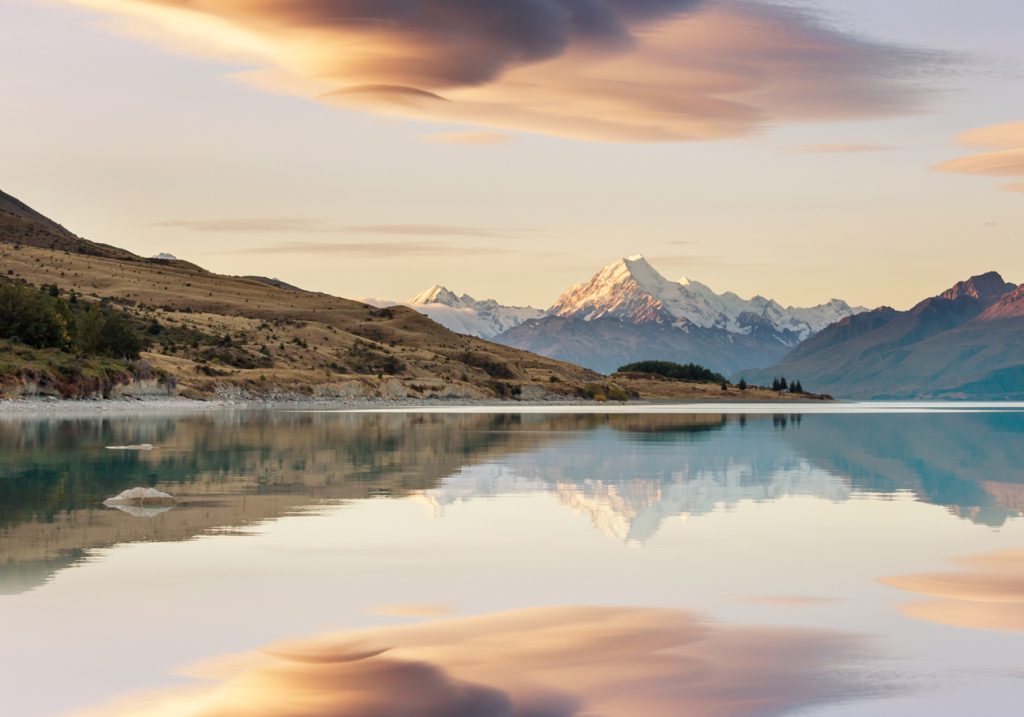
[[791, 143, 894, 154], [230, 241, 514, 257], [933, 121, 1024, 192], [70, 606, 888, 717], [881, 549, 1024, 631], [68, 0, 946, 142]]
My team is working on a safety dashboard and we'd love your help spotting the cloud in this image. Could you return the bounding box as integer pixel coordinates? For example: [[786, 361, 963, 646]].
[[68, 606, 891, 717], [156, 219, 513, 238], [69, 0, 948, 142], [423, 132, 511, 145], [232, 241, 514, 257], [154, 218, 334, 233], [933, 121, 1024, 191], [740, 595, 840, 606], [791, 143, 895, 154], [881, 549, 1024, 631], [370, 603, 456, 618]]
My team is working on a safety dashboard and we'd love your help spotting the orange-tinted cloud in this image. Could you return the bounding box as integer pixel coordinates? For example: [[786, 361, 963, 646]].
[[69, 606, 888, 717], [424, 131, 512, 145], [933, 121, 1024, 190], [881, 549, 1024, 631], [69, 0, 945, 142]]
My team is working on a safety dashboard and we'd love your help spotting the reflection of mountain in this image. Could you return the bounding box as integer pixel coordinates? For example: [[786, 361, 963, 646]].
[[781, 412, 1024, 527], [422, 418, 850, 542], [2, 410, 1022, 591]]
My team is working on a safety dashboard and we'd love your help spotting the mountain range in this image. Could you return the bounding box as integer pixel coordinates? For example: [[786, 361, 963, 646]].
[[747, 271, 1024, 399], [403, 256, 865, 374], [405, 285, 545, 339]]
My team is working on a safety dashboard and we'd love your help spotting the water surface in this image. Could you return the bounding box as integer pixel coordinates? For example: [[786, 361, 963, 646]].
[[1, 406, 1022, 716]]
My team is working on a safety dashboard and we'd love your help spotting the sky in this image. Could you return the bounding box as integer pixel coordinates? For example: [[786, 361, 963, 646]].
[[1, 0, 1022, 310]]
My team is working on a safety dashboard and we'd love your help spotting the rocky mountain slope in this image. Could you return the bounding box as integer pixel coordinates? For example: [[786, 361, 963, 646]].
[[494, 256, 864, 374], [746, 272, 1024, 399]]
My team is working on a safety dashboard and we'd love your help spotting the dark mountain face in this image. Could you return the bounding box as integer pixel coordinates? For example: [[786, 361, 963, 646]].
[[0, 189, 137, 260], [745, 272, 1024, 399], [494, 315, 796, 375]]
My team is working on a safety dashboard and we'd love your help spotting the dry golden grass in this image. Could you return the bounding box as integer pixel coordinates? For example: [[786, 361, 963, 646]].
[[0, 223, 823, 401]]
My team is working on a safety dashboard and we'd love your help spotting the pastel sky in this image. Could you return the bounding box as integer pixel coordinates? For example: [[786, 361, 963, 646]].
[[2, 0, 1022, 309]]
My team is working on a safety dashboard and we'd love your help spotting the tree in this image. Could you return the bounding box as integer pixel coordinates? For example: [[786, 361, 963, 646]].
[[779, 377, 789, 391], [738, 378, 748, 391], [0, 282, 70, 349]]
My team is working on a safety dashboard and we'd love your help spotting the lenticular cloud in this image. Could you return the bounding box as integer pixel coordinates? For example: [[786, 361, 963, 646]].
[[72, 0, 946, 141]]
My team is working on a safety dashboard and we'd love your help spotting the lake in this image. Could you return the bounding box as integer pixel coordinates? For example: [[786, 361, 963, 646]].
[[1, 405, 1023, 716]]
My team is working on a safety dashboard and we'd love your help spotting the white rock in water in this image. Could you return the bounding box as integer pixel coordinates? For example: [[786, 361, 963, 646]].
[[105, 444, 154, 451], [104, 487, 176, 507]]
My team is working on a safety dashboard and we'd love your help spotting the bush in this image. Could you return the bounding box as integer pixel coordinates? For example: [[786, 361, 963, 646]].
[[0, 281, 70, 349], [617, 360, 726, 385]]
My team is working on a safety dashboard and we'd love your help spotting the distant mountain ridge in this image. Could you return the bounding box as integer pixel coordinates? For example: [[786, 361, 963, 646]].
[[746, 271, 1024, 399], [489, 256, 864, 374], [406, 285, 544, 339]]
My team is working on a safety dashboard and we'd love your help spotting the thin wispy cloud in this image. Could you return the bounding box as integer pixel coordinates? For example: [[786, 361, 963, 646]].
[[423, 132, 511, 145], [791, 143, 895, 154], [155, 219, 515, 238], [154, 218, 333, 233], [231, 241, 514, 257], [933, 121, 1024, 191], [68, 0, 952, 142]]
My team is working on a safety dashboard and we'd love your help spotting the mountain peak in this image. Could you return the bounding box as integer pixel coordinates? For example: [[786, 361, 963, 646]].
[[940, 271, 1015, 302], [408, 284, 466, 307]]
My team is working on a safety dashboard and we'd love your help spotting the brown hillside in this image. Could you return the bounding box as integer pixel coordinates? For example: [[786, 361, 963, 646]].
[[0, 190, 811, 401]]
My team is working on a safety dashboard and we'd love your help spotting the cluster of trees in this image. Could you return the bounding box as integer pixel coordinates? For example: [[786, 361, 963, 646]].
[[771, 376, 805, 393], [0, 280, 144, 360], [617, 360, 727, 385]]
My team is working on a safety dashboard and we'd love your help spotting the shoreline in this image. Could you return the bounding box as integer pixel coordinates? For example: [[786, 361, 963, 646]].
[[0, 396, 1020, 419]]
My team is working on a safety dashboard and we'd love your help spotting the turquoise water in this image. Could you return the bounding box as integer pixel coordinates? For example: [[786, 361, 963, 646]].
[[1, 407, 1022, 716]]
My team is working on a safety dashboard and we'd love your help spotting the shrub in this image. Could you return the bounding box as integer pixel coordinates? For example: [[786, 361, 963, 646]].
[[0, 281, 70, 349]]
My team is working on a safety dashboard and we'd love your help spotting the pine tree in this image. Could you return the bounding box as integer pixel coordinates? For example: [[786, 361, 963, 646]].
[[779, 377, 789, 391], [738, 378, 748, 391]]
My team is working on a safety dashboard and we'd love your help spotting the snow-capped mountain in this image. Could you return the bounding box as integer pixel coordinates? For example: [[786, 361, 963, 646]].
[[406, 285, 544, 339], [396, 257, 864, 374], [550, 255, 864, 340]]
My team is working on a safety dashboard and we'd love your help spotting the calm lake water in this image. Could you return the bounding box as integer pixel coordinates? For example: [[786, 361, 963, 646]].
[[1, 406, 1023, 716]]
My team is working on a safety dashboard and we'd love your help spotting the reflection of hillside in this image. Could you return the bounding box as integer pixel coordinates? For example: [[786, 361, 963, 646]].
[[781, 413, 1024, 526], [0, 413, 580, 592]]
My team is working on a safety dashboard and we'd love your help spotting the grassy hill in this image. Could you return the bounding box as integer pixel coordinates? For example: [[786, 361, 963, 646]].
[[0, 189, 813, 401]]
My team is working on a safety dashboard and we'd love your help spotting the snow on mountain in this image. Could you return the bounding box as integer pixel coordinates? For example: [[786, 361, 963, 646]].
[[550, 256, 865, 341], [405, 285, 544, 339]]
